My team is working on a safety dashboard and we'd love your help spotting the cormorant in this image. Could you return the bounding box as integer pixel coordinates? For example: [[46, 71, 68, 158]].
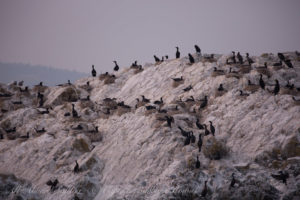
[[46, 179, 59, 192], [183, 85, 192, 92], [277, 53, 285, 61], [195, 156, 200, 168], [201, 180, 208, 197], [145, 105, 156, 110], [165, 116, 174, 127], [195, 45, 201, 54], [237, 52, 243, 64], [239, 90, 249, 96], [154, 97, 163, 105], [39, 95, 44, 107], [230, 173, 236, 188], [89, 126, 98, 133], [184, 132, 191, 145], [209, 121, 215, 136], [188, 53, 195, 64], [113, 61, 119, 71], [35, 128, 46, 133], [141, 95, 150, 103], [0, 134, 3, 140], [91, 65, 97, 77], [5, 127, 16, 133], [259, 74, 265, 90], [273, 79, 280, 95], [190, 131, 196, 143], [74, 160, 80, 173], [273, 60, 282, 66], [218, 84, 224, 91], [204, 124, 210, 136], [19, 132, 29, 139], [185, 96, 195, 102], [198, 134, 203, 152], [246, 53, 254, 65], [231, 51, 236, 64], [72, 104, 79, 118], [271, 171, 289, 185], [178, 126, 189, 137], [72, 125, 83, 130], [196, 118, 204, 129], [154, 55, 160, 63], [284, 59, 294, 68], [199, 96, 208, 109], [172, 76, 183, 82], [176, 47, 180, 59], [64, 112, 71, 116]]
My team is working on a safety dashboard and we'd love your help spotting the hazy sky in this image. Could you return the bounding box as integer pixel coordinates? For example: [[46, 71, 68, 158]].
[[0, 0, 300, 73]]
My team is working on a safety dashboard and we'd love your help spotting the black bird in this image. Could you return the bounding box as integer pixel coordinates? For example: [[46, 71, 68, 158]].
[[113, 61, 119, 71], [178, 126, 189, 137], [89, 126, 98, 133], [39, 95, 44, 107], [273, 79, 280, 95], [64, 112, 71, 117], [5, 127, 16, 133], [188, 53, 195, 64], [35, 128, 46, 133], [271, 171, 289, 185], [46, 179, 59, 192], [195, 156, 200, 168], [74, 160, 80, 173], [195, 45, 201, 53], [196, 118, 204, 129], [12, 100, 22, 105], [259, 74, 265, 90], [183, 85, 192, 92], [273, 60, 282, 66], [154, 97, 163, 105], [91, 65, 97, 77], [209, 121, 215, 136], [158, 108, 167, 113], [246, 53, 254, 65], [230, 173, 236, 188], [284, 59, 294, 68], [72, 125, 83, 130], [201, 180, 208, 197], [230, 51, 236, 64], [237, 52, 243, 64], [277, 53, 285, 61], [199, 96, 208, 109], [72, 104, 79, 118], [165, 116, 174, 128], [218, 84, 224, 91], [145, 105, 156, 110], [204, 124, 210, 136], [198, 134, 203, 152], [165, 55, 169, 60], [19, 132, 29, 139], [0, 134, 3, 140], [184, 132, 191, 145], [185, 96, 195, 102], [190, 131, 196, 143], [141, 95, 150, 103], [154, 55, 160, 63], [176, 47, 180, 59], [172, 76, 183, 82], [239, 90, 249, 96]]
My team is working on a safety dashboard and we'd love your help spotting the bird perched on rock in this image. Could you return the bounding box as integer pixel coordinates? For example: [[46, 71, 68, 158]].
[[271, 171, 289, 185], [198, 134, 203, 152], [91, 65, 97, 77], [188, 53, 195, 64], [195, 156, 200, 168], [46, 179, 59, 192], [201, 180, 208, 197], [230, 173, 236, 188], [113, 61, 119, 71], [195, 45, 201, 54], [176, 47, 180, 59], [73, 160, 80, 173], [209, 121, 215, 136], [259, 74, 265, 90]]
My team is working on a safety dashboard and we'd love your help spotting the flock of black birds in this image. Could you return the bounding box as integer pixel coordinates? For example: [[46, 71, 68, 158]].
[[0, 45, 299, 198]]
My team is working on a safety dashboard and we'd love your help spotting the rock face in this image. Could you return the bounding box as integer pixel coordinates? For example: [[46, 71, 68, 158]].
[[0, 52, 300, 200]]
